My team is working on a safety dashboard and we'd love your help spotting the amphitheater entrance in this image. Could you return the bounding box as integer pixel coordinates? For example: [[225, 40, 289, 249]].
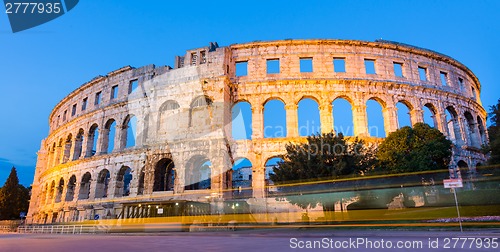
[[185, 155, 211, 190], [229, 158, 253, 199], [153, 158, 175, 192], [78, 172, 91, 200], [115, 166, 132, 197]]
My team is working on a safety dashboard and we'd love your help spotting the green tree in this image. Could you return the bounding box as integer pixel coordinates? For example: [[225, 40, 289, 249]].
[[376, 123, 452, 173], [0, 167, 29, 220], [485, 98, 500, 165], [270, 133, 376, 219]]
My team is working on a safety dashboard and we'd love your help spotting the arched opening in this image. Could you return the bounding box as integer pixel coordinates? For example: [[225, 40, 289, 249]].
[[263, 99, 286, 138], [366, 99, 386, 137], [48, 180, 55, 203], [477, 116, 486, 145], [456, 160, 468, 179], [49, 143, 56, 167], [56, 138, 63, 165], [185, 156, 211, 190], [423, 103, 437, 128], [62, 134, 72, 163], [231, 158, 253, 197], [464, 112, 479, 147], [159, 100, 180, 134], [153, 158, 175, 192], [332, 97, 354, 136], [73, 129, 84, 160], [78, 172, 91, 200], [232, 101, 252, 140], [298, 98, 321, 136], [137, 168, 145, 195], [95, 169, 110, 198], [396, 101, 412, 128], [265, 157, 283, 193], [103, 119, 116, 153], [123, 115, 137, 148], [65, 175, 76, 202], [115, 166, 132, 197], [86, 124, 99, 157], [445, 106, 462, 145], [189, 95, 213, 127], [54, 178, 64, 203]]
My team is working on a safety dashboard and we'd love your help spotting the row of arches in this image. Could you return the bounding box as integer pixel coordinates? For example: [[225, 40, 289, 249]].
[[47, 95, 216, 169], [46, 115, 138, 168], [40, 153, 285, 206], [39, 166, 136, 206], [231, 97, 487, 148]]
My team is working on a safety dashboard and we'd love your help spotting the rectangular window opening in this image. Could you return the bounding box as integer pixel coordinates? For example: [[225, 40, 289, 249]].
[[440, 71, 448, 86], [333, 58, 346, 73], [111, 85, 118, 99], [82, 98, 87, 111], [364, 59, 376, 74], [235, 61, 248, 77], [129, 80, 139, 94], [266, 59, 280, 74], [200, 51, 206, 64], [95, 91, 102, 105], [418, 67, 427, 81], [71, 104, 77, 116], [472, 87, 477, 100], [393, 62, 403, 77], [191, 52, 197, 66], [63, 110, 67, 121], [300, 58, 313, 73]]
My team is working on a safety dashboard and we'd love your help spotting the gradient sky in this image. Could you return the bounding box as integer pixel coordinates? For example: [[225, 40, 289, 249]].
[[0, 0, 499, 186]]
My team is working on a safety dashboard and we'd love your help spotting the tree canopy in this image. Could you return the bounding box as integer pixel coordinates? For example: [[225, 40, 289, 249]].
[[269, 133, 376, 212], [0, 167, 30, 220], [376, 123, 452, 173], [486, 98, 500, 165]]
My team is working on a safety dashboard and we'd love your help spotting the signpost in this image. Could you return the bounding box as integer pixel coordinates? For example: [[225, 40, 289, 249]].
[[443, 178, 463, 232]]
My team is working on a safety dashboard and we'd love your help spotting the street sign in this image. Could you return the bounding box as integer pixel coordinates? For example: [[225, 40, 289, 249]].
[[20, 212, 26, 218], [94, 214, 100, 220], [443, 179, 463, 188], [443, 178, 464, 232]]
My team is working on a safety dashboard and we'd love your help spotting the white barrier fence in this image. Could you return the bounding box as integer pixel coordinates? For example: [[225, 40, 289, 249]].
[[17, 225, 109, 234]]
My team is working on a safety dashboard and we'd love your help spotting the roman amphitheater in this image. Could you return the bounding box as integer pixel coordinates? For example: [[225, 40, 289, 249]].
[[27, 39, 487, 224]]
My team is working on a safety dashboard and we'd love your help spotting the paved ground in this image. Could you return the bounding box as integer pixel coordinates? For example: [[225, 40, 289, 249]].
[[1, 229, 500, 251]]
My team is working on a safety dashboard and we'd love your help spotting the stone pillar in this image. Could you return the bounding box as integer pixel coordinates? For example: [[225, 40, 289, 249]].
[[457, 115, 467, 146], [285, 104, 298, 137], [55, 144, 63, 165], [88, 179, 96, 201], [352, 104, 368, 137], [174, 166, 184, 194], [135, 117, 145, 147], [98, 128, 110, 154], [383, 106, 398, 135], [252, 154, 265, 198], [437, 113, 449, 137], [60, 181, 68, 203], [115, 124, 126, 151], [320, 103, 333, 134], [410, 108, 424, 126], [72, 180, 81, 202], [68, 137, 78, 161], [251, 104, 264, 139]]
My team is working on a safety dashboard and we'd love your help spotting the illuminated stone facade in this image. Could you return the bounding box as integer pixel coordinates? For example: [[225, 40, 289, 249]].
[[27, 39, 487, 223]]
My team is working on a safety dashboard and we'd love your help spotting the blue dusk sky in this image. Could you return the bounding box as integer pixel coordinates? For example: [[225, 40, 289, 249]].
[[0, 0, 499, 186]]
